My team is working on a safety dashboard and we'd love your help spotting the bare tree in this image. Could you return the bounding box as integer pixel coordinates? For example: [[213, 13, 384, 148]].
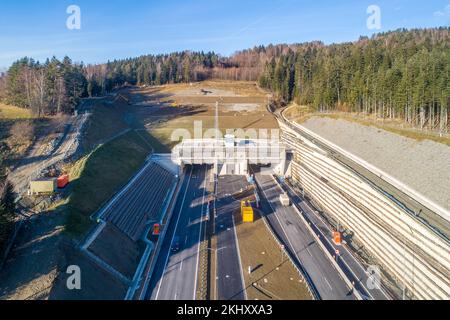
[[8, 121, 34, 147]]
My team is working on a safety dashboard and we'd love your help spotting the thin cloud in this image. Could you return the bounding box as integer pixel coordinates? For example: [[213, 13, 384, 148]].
[[433, 4, 450, 17]]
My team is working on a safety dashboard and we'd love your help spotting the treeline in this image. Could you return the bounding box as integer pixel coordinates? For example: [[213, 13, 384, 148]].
[[84, 51, 222, 96], [259, 28, 450, 131], [4, 57, 87, 116], [0, 52, 228, 113], [82, 44, 300, 91], [1, 27, 449, 130]]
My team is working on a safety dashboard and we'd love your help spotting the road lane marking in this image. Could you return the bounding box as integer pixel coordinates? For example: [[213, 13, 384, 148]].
[[193, 165, 208, 300], [258, 178, 302, 271], [284, 181, 378, 300], [267, 174, 358, 298], [155, 167, 193, 300], [324, 277, 333, 290], [232, 214, 248, 300]]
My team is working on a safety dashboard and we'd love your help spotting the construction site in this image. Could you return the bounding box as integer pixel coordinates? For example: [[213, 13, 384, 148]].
[[0, 79, 448, 301]]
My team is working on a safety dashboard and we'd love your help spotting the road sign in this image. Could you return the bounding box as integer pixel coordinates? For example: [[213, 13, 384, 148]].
[[333, 231, 343, 245], [152, 223, 161, 236]]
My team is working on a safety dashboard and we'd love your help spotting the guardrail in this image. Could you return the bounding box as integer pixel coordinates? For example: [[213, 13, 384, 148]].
[[136, 171, 187, 300], [270, 175, 364, 300], [251, 173, 319, 300], [279, 122, 450, 299], [125, 178, 179, 300]]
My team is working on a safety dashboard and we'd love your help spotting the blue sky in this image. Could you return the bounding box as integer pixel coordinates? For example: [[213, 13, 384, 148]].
[[0, 0, 449, 68]]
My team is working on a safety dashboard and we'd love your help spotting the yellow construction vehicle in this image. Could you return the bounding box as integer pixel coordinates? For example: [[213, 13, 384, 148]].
[[241, 200, 254, 223]]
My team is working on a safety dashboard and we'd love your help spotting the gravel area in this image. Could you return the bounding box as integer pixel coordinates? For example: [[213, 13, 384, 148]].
[[223, 103, 260, 113], [302, 116, 450, 211], [176, 88, 239, 97]]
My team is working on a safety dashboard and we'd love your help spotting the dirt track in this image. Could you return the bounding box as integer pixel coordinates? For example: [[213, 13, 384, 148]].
[[0, 82, 278, 300], [9, 107, 90, 196]]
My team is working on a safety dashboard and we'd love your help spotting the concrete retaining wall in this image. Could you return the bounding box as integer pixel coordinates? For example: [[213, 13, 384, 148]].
[[280, 122, 450, 300]]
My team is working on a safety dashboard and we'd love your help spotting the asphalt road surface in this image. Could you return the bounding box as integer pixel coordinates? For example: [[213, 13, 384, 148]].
[[146, 165, 209, 300], [253, 168, 357, 300], [281, 180, 391, 300], [214, 176, 248, 300]]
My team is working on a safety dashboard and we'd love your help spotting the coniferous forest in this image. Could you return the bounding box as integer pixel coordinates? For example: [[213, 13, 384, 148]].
[[258, 28, 450, 132], [0, 27, 449, 131]]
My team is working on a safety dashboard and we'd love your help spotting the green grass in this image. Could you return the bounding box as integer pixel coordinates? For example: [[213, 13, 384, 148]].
[[65, 130, 152, 236], [0, 104, 33, 119], [82, 101, 129, 151], [135, 129, 170, 153]]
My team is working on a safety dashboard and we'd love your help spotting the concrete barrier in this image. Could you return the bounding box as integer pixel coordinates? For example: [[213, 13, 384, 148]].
[[280, 121, 450, 300]]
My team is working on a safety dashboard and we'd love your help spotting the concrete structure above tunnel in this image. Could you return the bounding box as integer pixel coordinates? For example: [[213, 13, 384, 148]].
[[172, 135, 287, 176]]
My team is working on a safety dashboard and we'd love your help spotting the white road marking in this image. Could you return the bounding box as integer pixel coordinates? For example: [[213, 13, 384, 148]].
[[324, 277, 333, 290], [155, 167, 193, 300], [232, 214, 248, 300], [284, 181, 379, 300], [193, 165, 208, 300], [258, 179, 303, 274]]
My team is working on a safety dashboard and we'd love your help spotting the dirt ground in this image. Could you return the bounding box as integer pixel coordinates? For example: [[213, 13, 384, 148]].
[[0, 98, 143, 300], [7, 112, 86, 196], [48, 240, 128, 300], [0, 210, 66, 300], [0, 81, 279, 300], [120, 81, 278, 150], [88, 223, 144, 280], [234, 210, 313, 300]]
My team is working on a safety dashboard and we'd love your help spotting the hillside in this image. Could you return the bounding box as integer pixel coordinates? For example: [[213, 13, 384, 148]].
[[300, 115, 450, 212]]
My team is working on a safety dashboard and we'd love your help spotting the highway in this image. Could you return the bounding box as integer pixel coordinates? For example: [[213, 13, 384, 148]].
[[280, 178, 391, 300], [253, 168, 357, 300], [214, 176, 247, 300], [146, 165, 209, 300]]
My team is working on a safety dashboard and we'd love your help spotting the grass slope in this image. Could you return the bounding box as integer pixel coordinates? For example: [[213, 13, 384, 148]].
[[0, 103, 33, 120], [65, 130, 152, 236], [82, 101, 129, 151]]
